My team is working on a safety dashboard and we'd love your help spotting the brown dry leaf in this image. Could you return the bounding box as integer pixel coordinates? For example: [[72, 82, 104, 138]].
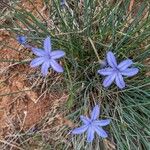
[[0, 110, 6, 128], [146, 72, 150, 77], [144, 58, 150, 77], [125, 0, 148, 27], [12, 76, 25, 89], [56, 115, 74, 128], [25, 90, 39, 103], [103, 139, 116, 150], [128, 0, 135, 12], [126, 0, 135, 24]]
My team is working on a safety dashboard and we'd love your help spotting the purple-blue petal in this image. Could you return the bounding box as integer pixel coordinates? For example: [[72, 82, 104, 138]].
[[106, 51, 117, 68], [41, 61, 50, 76], [102, 74, 116, 88], [91, 105, 100, 120], [93, 119, 111, 127], [72, 125, 88, 134], [50, 59, 64, 73], [30, 57, 45, 67], [93, 126, 108, 138], [115, 73, 125, 89], [121, 68, 139, 77], [50, 50, 65, 59], [80, 116, 90, 124], [44, 36, 51, 54], [87, 126, 95, 142], [98, 68, 114, 76], [32, 48, 46, 56], [117, 59, 133, 71]]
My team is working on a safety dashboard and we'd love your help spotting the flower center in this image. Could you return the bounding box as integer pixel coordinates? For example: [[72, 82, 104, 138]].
[[45, 54, 51, 60], [114, 67, 120, 73], [88, 120, 94, 127]]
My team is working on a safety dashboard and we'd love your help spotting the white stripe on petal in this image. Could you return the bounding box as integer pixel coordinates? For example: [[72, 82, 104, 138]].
[[80, 116, 90, 124], [93, 126, 108, 138], [98, 68, 114, 76], [41, 61, 50, 76], [50, 50, 65, 59], [44, 36, 52, 54], [117, 59, 133, 71], [121, 68, 139, 77], [103, 74, 116, 88], [106, 51, 117, 68], [87, 126, 95, 142], [93, 119, 111, 126], [30, 57, 45, 67], [91, 105, 100, 120], [32, 48, 46, 56], [72, 125, 88, 134], [50, 59, 64, 73], [115, 73, 125, 89]]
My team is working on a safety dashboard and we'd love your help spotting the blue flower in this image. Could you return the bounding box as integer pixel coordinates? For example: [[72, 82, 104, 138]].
[[30, 36, 65, 76], [17, 35, 32, 48], [72, 105, 111, 142], [98, 51, 139, 89], [60, 0, 65, 6], [17, 35, 27, 45]]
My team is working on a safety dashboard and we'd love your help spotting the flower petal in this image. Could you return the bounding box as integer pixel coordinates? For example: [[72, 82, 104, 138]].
[[80, 116, 90, 124], [44, 36, 52, 54], [32, 48, 46, 56], [121, 68, 139, 77], [72, 125, 88, 134], [102, 74, 116, 88], [115, 73, 125, 89], [30, 57, 45, 67], [117, 59, 133, 71], [41, 61, 50, 76], [98, 68, 114, 76], [93, 119, 111, 126], [50, 59, 64, 73], [91, 105, 100, 120], [106, 51, 117, 68], [50, 50, 65, 59], [93, 126, 108, 138], [87, 126, 95, 142]]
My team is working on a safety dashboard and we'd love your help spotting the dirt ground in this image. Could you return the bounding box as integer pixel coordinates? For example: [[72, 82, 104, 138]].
[[0, 1, 71, 148], [0, 26, 69, 136]]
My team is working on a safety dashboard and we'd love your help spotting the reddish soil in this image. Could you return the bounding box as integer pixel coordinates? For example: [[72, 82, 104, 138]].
[[0, 2, 71, 148], [0, 30, 69, 141]]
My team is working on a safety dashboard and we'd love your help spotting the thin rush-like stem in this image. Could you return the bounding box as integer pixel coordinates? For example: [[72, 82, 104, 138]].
[[88, 37, 103, 64]]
